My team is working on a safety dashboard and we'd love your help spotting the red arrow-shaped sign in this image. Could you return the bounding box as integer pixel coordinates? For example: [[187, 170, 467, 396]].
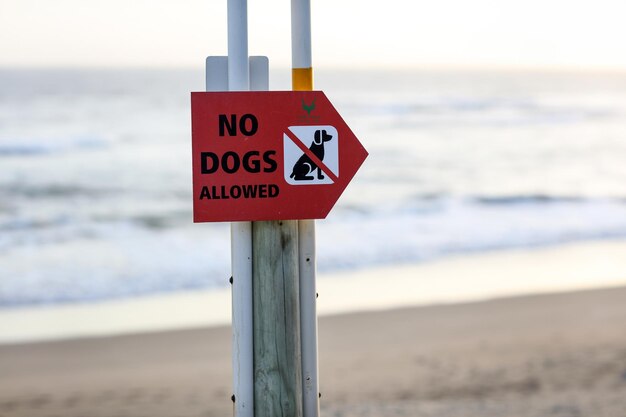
[[191, 91, 368, 222]]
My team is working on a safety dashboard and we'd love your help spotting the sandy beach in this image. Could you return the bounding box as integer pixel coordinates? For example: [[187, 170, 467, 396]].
[[2, 282, 626, 417]]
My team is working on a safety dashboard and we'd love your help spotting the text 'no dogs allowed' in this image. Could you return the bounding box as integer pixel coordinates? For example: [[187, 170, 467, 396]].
[[191, 90, 368, 222]]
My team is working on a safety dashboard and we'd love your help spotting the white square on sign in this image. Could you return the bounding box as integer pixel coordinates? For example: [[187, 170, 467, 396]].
[[283, 125, 339, 185]]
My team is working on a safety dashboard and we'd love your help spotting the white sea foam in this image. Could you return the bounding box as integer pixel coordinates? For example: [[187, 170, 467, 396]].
[[2, 68, 626, 307]]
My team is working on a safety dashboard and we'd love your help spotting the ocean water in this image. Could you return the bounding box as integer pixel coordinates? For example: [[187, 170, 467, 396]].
[[2, 68, 626, 308]]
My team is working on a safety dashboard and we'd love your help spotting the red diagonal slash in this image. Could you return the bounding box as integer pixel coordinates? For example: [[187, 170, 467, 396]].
[[284, 128, 339, 183]]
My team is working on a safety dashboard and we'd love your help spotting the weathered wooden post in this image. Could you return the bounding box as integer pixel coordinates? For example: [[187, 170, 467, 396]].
[[250, 1, 304, 415], [252, 221, 302, 416]]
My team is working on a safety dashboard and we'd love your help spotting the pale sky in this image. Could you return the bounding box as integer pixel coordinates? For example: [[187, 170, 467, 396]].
[[1, 0, 626, 70]]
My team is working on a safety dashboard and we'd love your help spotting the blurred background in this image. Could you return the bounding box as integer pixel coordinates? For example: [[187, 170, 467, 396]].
[[2, 1, 626, 417], [1, 0, 626, 314]]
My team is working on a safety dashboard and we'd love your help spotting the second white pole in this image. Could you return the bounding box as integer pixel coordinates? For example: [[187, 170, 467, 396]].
[[291, 1, 320, 416], [227, 1, 253, 416]]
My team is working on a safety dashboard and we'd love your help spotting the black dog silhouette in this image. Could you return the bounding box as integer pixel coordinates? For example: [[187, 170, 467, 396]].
[[290, 129, 333, 181]]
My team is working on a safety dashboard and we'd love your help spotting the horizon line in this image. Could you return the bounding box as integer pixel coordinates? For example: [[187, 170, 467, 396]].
[[2, 63, 626, 75]]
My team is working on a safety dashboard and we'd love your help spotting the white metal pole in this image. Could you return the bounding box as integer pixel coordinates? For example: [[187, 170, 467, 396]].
[[291, 0, 312, 71], [227, 0, 253, 416], [228, 0, 250, 91], [298, 218, 318, 417], [291, 1, 320, 416]]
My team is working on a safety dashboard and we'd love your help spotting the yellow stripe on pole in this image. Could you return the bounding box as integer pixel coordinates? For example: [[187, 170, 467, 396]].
[[292, 67, 313, 91]]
